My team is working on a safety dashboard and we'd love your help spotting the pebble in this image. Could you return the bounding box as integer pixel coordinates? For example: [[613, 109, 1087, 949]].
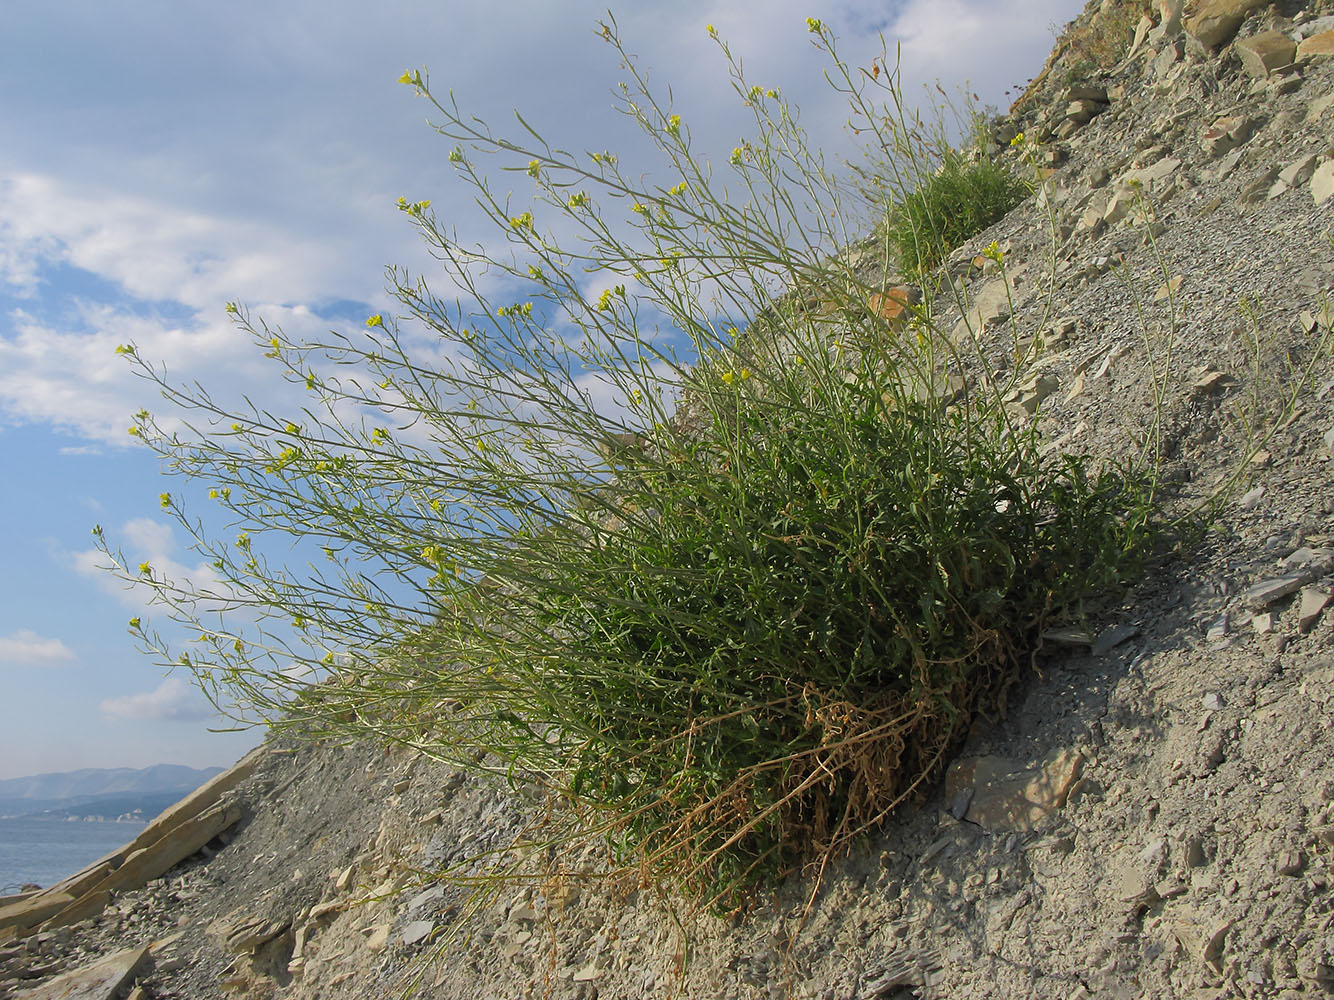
[[402, 920, 435, 946]]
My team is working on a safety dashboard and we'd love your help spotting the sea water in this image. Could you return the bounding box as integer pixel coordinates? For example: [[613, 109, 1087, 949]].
[[0, 816, 145, 894]]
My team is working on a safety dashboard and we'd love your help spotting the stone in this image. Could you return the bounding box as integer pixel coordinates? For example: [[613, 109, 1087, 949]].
[[0, 892, 75, 936], [14, 945, 148, 1000], [1151, 39, 1185, 81], [1092, 624, 1139, 655], [1245, 574, 1312, 608], [364, 924, 392, 952], [1103, 186, 1140, 225], [402, 920, 434, 946], [1006, 374, 1060, 415], [1192, 369, 1234, 394], [1126, 156, 1181, 191], [1298, 587, 1331, 632], [1201, 692, 1226, 712], [1066, 99, 1106, 125], [1269, 155, 1318, 198], [1173, 917, 1231, 968], [868, 286, 921, 329], [213, 914, 289, 954], [945, 749, 1085, 833], [1235, 31, 1296, 78], [1253, 612, 1274, 634], [1201, 116, 1256, 158], [101, 800, 243, 895], [1312, 160, 1334, 205], [1276, 849, 1305, 875], [1184, 0, 1268, 50], [1065, 84, 1108, 104], [1297, 29, 1334, 61], [129, 748, 262, 853], [41, 891, 110, 932], [1238, 485, 1265, 509]]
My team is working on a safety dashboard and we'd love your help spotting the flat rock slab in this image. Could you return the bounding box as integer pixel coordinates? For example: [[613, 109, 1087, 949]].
[[945, 749, 1085, 833], [16, 945, 148, 1000]]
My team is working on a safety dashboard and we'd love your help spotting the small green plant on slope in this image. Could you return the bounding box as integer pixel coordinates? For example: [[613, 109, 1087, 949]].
[[103, 18, 1162, 905], [884, 145, 1028, 280]]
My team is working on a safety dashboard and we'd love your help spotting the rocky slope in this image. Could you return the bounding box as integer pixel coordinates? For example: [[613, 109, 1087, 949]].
[[5, 0, 1334, 996]]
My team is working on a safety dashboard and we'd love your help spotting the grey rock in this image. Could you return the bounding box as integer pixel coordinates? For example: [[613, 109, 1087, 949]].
[[1244, 574, 1311, 609], [1312, 160, 1334, 205], [1092, 624, 1139, 655], [1298, 587, 1331, 632], [1235, 31, 1296, 79], [402, 919, 435, 946]]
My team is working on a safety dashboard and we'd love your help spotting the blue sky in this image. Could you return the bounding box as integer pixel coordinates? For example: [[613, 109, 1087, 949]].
[[0, 0, 1083, 780]]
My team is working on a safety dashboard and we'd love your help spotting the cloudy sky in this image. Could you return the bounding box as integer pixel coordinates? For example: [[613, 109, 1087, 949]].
[[0, 0, 1084, 780]]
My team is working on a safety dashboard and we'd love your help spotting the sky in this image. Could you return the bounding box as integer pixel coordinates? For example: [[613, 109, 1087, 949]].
[[0, 0, 1086, 781]]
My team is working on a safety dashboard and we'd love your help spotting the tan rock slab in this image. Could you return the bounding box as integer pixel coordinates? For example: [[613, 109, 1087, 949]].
[[1184, 0, 1267, 50], [103, 800, 243, 894], [1235, 31, 1296, 78], [945, 749, 1085, 833], [1297, 29, 1334, 60], [41, 800, 243, 933], [43, 890, 111, 932], [867, 286, 920, 329], [15, 945, 148, 1000], [130, 746, 263, 850], [0, 890, 75, 934], [1298, 587, 1332, 632], [1312, 160, 1334, 206]]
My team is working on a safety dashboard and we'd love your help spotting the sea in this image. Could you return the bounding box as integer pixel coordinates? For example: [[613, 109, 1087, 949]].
[[0, 816, 145, 894]]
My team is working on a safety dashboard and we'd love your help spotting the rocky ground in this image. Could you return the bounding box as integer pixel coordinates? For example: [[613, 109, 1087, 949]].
[[5, 0, 1334, 997]]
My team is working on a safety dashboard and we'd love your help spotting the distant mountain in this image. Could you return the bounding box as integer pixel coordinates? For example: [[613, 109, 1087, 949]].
[[0, 765, 224, 819]]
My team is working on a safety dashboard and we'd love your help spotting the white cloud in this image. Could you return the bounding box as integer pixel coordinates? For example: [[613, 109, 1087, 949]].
[[0, 629, 75, 666], [71, 517, 237, 613], [100, 677, 213, 722]]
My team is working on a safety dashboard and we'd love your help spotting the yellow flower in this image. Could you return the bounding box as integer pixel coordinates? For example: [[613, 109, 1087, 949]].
[[632, 202, 649, 216], [159, 492, 171, 508], [209, 489, 219, 499], [568, 191, 588, 209], [510, 211, 533, 229], [669, 181, 688, 196], [138, 561, 152, 575], [449, 148, 464, 163], [127, 426, 139, 437], [805, 17, 822, 32], [597, 288, 614, 311], [665, 114, 681, 136], [115, 343, 134, 355], [720, 371, 735, 385], [397, 69, 418, 86], [707, 23, 716, 36], [285, 422, 300, 434], [527, 159, 541, 178], [366, 314, 384, 328], [129, 617, 141, 629], [983, 240, 1003, 264], [1009, 131, 1026, 148]]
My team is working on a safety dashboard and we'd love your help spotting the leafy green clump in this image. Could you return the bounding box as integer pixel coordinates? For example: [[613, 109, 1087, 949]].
[[887, 152, 1029, 279], [107, 17, 1162, 906]]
